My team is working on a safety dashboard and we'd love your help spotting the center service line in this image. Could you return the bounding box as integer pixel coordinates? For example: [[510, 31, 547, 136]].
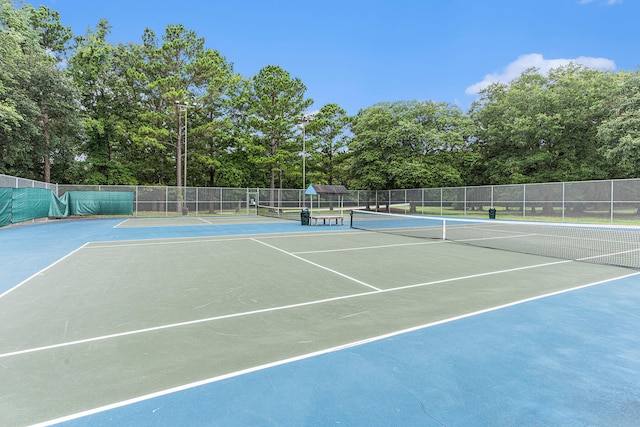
[[250, 238, 382, 291]]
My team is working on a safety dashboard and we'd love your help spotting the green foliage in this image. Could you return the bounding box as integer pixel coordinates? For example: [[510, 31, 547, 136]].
[[67, 20, 139, 184], [305, 103, 350, 186], [1, 1, 639, 189], [248, 65, 312, 193], [597, 72, 640, 178], [0, 0, 81, 183], [348, 101, 472, 190], [470, 65, 618, 184]]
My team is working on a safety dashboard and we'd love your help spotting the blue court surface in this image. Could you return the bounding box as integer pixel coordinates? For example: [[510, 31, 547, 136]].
[[2, 217, 640, 426]]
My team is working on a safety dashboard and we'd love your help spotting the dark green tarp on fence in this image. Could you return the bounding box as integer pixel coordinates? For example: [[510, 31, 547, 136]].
[[11, 188, 51, 223], [66, 191, 134, 215], [0, 188, 11, 226], [49, 191, 69, 217], [0, 189, 135, 227]]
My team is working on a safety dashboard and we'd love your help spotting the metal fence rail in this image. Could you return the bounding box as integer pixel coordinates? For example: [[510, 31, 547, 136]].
[[3, 174, 640, 224], [0, 174, 57, 191]]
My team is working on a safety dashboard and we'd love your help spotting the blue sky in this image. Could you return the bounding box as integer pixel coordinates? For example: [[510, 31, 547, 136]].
[[36, 0, 638, 114]]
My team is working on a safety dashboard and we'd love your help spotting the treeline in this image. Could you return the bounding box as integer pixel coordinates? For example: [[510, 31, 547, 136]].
[[1, 1, 639, 190]]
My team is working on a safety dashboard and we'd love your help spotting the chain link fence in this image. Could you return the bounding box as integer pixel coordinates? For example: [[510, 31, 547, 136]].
[[0, 174, 57, 191], [361, 180, 640, 224], [3, 174, 640, 224]]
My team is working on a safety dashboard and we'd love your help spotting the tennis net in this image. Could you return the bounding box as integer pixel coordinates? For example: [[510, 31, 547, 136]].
[[256, 204, 301, 221], [349, 210, 640, 269]]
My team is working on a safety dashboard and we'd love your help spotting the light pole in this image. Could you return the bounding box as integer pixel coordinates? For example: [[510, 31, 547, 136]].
[[176, 103, 192, 189], [297, 113, 315, 191]]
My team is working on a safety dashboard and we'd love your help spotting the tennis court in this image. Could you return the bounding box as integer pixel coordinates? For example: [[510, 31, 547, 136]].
[[1, 215, 640, 426]]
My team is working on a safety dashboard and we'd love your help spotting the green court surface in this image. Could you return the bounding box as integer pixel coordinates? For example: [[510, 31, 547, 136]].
[[0, 218, 639, 426]]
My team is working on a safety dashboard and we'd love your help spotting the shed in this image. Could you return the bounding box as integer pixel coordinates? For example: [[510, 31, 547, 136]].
[[304, 184, 350, 214]]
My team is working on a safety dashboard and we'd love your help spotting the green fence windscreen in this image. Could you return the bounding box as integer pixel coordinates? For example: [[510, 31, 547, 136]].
[[11, 188, 51, 223], [49, 191, 70, 217], [0, 188, 11, 226], [67, 191, 134, 216], [0, 189, 134, 227]]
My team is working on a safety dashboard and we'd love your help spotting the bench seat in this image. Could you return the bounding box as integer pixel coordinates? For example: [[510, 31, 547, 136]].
[[311, 215, 344, 225]]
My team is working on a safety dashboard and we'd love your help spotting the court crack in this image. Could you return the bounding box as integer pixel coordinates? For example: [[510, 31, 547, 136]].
[[408, 392, 446, 426]]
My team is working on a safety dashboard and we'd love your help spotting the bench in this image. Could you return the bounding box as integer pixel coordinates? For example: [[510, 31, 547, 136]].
[[311, 215, 344, 226]]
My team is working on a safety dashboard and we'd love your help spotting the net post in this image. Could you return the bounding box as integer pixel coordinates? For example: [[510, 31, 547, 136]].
[[442, 218, 447, 240], [349, 210, 354, 228]]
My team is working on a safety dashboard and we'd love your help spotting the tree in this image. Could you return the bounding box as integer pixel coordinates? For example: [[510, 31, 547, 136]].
[[0, 2, 23, 134], [349, 101, 472, 191], [68, 20, 140, 184], [248, 65, 312, 203], [27, 55, 82, 182], [132, 24, 234, 189], [597, 71, 640, 178], [470, 65, 617, 185], [183, 48, 237, 187], [304, 103, 350, 186], [24, 3, 73, 60], [0, 0, 81, 182]]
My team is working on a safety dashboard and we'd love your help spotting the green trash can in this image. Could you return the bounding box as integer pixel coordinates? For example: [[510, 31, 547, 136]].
[[489, 207, 496, 219], [301, 207, 310, 225]]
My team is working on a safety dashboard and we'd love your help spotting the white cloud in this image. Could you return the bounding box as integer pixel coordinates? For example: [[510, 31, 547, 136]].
[[465, 53, 616, 94]]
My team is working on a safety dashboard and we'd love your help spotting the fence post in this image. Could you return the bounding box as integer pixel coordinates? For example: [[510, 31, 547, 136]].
[[491, 185, 494, 209], [404, 189, 407, 213], [464, 187, 467, 217], [523, 184, 526, 219], [562, 182, 565, 222], [611, 180, 614, 224]]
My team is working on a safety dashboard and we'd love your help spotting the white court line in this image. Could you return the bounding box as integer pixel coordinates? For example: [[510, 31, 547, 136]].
[[84, 230, 362, 249], [257, 229, 362, 240], [578, 247, 640, 262], [0, 256, 600, 360], [0, 290, 377, 360], [83, 229, 357, 249], [250, 238, 382, 291], [85, 236, 254, 249], [0, 243, 89, 301], [113, 218, 131, 228], [293, 240, 445, 255], [32, 270, 640, 427]]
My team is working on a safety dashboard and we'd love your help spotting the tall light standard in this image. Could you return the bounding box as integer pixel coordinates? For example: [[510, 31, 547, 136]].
[[297, 113, 315, 191], [176, 102, 193, 189]]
